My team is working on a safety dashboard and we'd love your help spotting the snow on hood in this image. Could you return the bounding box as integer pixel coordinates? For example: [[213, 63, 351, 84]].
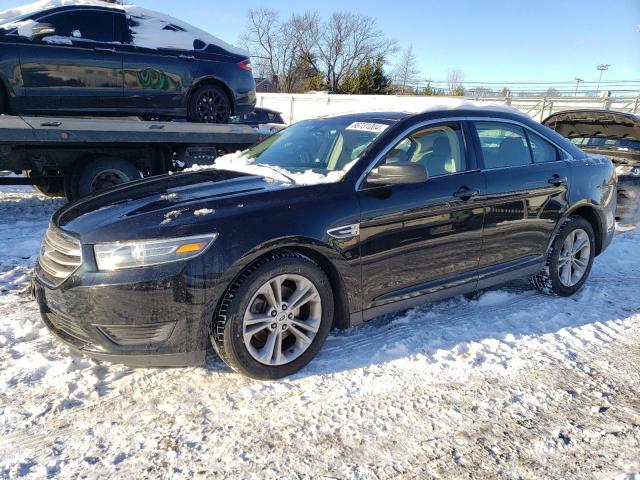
[[0, 0, 248, 56], [186, 151, 356, 186]]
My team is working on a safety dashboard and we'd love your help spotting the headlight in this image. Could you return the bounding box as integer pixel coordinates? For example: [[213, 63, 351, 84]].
[[94, 234, 218, 271], [616, 165, 640, 176]]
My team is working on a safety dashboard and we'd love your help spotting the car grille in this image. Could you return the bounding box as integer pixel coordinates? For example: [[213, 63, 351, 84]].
[[97, 322, 176, 347], [47, 311, 91, 343], [38, 227, 82, 285]]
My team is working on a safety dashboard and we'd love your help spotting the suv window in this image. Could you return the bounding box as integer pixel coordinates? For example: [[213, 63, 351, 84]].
[[527, 131, 558, 163], [382, 123, 467, 177], [475, 122, 532, 169], [36, 10, 118, 43]]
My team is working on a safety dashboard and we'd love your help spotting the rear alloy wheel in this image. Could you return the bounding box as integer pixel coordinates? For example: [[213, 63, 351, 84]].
[[530, 216, 595, 296], [212, 253, 334, 379], [188, 84, 231, 123]]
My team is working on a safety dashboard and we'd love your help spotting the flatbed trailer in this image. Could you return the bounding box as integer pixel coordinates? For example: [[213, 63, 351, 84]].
[[0, 115, 263, 200]]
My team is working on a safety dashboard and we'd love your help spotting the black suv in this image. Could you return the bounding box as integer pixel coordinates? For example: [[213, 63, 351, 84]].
[[0, 2, 256, 122], [33, 108, 617, 379]]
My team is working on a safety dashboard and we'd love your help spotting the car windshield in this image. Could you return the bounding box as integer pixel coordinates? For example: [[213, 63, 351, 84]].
[[211, 117, 391, 185]]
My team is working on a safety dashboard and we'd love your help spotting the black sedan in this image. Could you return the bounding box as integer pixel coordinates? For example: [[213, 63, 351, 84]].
[[33, 107, 617, 379], [0, 2, 256, 122]]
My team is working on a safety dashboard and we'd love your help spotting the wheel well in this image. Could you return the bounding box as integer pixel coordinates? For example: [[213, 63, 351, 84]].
[[223, 247, 352, 331], [570, 206, 603, 255], [189, 78, 235, 115]]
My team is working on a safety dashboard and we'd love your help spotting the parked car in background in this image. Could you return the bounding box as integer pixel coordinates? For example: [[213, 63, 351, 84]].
[[230, 107, 286, 128], [230, 107, 287, 133], [0, 1, 256, 123], [543, 110, 640, 222], [34, 107, 616, 379]]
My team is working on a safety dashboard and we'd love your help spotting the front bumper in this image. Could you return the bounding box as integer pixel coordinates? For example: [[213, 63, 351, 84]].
[[32, 257, 223, 367], [617, 175, 640, 221]]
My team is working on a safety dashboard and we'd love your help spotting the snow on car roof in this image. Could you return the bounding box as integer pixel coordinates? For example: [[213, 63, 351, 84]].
[[0, 0, 248, 56]]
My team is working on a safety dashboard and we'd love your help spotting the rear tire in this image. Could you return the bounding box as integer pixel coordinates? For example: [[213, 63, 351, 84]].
[[530, 216, 595, 297], [67, 158, 141, 201], [188, 84, 231, 124], [211, 252, 334, 380]]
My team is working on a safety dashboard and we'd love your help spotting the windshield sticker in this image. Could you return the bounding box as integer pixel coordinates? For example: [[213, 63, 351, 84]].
[[346, 122, 389, 133]]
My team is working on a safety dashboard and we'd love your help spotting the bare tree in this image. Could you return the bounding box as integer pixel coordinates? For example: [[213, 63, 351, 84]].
[[240, 8, 305, 93], [447, 68, 465, 95], [292, 11, 397, 92], [393, 45, 421, 93]]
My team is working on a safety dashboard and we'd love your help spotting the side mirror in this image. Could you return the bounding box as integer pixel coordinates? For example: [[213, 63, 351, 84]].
[[30, 23, 56, 40], [366, 162, 428, 186]]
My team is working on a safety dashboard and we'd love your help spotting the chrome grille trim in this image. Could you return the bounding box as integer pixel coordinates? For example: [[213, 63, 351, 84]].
[[38, 227, 82, 283]]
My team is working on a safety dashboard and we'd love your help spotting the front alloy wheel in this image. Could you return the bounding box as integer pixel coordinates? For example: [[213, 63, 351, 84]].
[[243, 274, 322, 366], [212, 253, 334, 379]]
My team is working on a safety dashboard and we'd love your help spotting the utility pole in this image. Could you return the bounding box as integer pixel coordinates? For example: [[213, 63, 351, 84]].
[[596, 64, 610, 94], [574, 77, 583, 96]]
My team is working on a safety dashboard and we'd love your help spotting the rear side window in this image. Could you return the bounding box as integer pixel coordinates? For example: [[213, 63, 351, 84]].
[[37, 10, 118, 43], [527, 131, 558, 163], [475, 122, 531, 169]]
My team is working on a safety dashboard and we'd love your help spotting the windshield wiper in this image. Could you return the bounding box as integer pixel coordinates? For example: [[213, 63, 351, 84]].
[[255, 163, 296, 184]]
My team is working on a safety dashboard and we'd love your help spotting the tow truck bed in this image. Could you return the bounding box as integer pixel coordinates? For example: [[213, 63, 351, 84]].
[[0, 115, 263, 199]]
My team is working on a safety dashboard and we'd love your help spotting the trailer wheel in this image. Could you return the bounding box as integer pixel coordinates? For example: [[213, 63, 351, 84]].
[[67, 158, 142, 200]]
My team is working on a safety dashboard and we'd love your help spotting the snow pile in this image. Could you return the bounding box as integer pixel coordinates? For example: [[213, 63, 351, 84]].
[[188, 150, 356, 186], [1, 188, 640, 477], [0, 0, 248, 55]]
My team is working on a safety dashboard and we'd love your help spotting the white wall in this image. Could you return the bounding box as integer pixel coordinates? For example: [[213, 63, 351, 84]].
[[256, 92, 640, 124]]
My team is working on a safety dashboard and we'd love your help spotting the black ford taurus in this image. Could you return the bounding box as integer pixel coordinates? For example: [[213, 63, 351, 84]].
[[33, 107, 617, 379], [0, 1, 255, 122]]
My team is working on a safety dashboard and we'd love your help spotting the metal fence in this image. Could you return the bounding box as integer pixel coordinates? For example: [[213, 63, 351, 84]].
[[256, 92, 640, 124]]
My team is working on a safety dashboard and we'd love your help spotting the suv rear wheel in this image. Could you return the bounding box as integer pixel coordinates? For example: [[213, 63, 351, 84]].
[[212, 252, 334, 379], [530, 216, 595, 296]]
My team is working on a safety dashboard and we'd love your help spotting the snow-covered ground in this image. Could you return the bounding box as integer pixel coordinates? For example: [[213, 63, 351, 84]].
[[1, 186, 639, 479]]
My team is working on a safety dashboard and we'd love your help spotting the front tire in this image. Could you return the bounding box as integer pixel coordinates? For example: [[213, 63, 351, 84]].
[[212, 252, 334, 380], [530, 216, 595, 296], [188, 84, 231, 124]]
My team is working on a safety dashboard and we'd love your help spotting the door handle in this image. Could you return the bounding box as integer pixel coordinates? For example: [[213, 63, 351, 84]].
[[94, 47, 116, 54], [453, 187, 480, 200], [548, 175, 568, 186], [179, 54, 195, 61]]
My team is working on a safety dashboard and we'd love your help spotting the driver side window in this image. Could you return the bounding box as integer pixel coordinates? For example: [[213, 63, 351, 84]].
[[382, 123, 467, 177]]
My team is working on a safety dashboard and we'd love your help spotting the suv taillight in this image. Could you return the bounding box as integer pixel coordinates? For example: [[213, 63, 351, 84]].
[[238, 59, 252, 72]]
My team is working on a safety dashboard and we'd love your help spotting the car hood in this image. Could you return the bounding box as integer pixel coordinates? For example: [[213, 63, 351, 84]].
[[53, 169, 293, 243], [543, 110, 640, 163]]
